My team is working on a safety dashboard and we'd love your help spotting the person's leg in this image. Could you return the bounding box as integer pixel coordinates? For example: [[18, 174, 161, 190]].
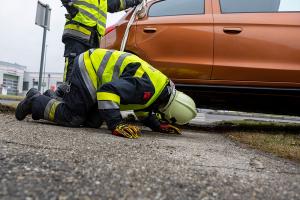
[[16, 84, 89, 127], [43, 39, 91, 100]]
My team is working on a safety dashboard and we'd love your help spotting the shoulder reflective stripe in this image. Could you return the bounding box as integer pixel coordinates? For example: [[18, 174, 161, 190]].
[[77, 7, 106, 27], [97, 50, 113, 84], [63, 29, 90, 41], [98, 100, 120, 110], [134, 66, 145, 78], [44, 99, 61, 121], [97, 92, 120, 104], [78, 54, 97, 101], [64, 24, 91, 35], [112, 53, 131, 80], [75, 1, 107, 18]]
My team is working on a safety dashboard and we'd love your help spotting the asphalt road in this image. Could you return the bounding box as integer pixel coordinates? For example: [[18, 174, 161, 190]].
[[0, 113, 299, 200]]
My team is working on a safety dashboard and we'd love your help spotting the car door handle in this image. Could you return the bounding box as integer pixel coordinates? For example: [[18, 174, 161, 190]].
[[143, 27, 157, 33], [223, 27, 243, 34]]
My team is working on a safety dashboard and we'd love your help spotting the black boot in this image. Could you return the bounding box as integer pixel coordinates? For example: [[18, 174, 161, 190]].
[[15, 88, 41, 120]]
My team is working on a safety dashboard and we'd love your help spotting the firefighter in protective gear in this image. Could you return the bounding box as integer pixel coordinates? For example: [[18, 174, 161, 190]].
[[61, 0, 143, 82], [15, 49, 197, 139]]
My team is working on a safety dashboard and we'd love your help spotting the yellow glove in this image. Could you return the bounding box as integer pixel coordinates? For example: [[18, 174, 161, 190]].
[[159, 123, 182, 135], [112, 124, 141, 139]]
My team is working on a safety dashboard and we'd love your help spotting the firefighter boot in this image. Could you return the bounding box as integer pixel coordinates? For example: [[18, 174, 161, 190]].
[[15, 88, 41, 120]]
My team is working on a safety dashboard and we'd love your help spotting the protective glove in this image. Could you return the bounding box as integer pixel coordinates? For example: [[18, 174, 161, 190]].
[[112, 124, 141, 139], [159, 123, 182, 135]]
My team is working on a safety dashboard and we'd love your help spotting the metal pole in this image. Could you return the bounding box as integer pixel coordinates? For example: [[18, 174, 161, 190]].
[[38, 5, 48, 92], [42, 44, 48, 92]]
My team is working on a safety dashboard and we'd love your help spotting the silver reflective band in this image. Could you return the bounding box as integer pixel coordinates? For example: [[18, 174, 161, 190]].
[[78, 54, 97, 101], [98, 100, 120, 110], [112, 53, 131, 80], [97, 50, 113, 84], [77, 8, 106, 27], [44, 99, 56, 120], [63, 29, 90, 41], [75, 1, 107, 19]]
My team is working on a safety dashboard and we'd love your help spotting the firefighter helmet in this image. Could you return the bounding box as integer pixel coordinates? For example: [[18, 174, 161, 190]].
[[159, 90, 197, 125]]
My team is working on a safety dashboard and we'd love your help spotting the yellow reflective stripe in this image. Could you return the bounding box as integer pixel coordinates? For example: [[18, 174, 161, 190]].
[[64, 24, 91, 35], [49, 101, 60, 121], [83, 52, 98, 89], [120, 0, 125, 10], [101, 51, 119, 84], [63, 58, 69, 82], [97, 92, 120, 104], [134, 111, 149, 120], [119, 54, 136, 75], [44, 99, 61, 121], [134, 66, 144, 78]]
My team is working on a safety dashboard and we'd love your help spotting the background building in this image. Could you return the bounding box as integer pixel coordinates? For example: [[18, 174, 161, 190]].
[[23, 72, 63, 94], [0, 60, 63, 96], [0, 61, 26, 95]]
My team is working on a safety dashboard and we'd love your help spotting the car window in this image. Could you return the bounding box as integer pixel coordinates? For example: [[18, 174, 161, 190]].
[[220, 0, 300, 13], [148, 0, 205, 17]]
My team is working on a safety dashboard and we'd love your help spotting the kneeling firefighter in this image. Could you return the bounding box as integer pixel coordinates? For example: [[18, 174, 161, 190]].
[[16, 49, 197, 139]]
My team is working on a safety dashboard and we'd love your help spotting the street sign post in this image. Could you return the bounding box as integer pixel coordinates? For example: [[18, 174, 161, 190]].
[[35, 1, 51, 92]]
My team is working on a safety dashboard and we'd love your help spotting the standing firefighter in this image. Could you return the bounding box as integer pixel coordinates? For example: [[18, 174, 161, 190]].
[[59, 0, 142, 93], [16, 49, 197, 139]]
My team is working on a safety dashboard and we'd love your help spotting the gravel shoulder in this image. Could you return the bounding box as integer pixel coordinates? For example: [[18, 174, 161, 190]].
[[0, 113, 299, 200]]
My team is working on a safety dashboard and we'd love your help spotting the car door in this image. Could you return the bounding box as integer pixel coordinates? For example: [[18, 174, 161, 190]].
[[212, 0, 300, 87], [134, 0, 214, 84]]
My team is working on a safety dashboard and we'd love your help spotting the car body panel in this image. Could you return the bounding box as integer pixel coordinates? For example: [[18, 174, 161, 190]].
[[212, 0, 300, 87], [101, 0, 300, 115], [134, 0, 213, 82]]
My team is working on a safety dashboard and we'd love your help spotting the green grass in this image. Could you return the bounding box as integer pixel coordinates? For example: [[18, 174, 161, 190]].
[[0, 103, 16, 113], [228, 132, 300, 162], [186, 120, 300, 162]]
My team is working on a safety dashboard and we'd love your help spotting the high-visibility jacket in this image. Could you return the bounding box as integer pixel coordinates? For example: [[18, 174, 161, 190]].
[[62, 0, 111, 44], [77, 49, 169, 111]]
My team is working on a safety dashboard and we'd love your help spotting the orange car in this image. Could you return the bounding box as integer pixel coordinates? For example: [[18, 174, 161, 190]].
[[101, 0, 300, 116]]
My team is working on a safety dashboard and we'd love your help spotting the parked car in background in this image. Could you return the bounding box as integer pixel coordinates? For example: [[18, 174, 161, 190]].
[[101, 0, 300, 116]]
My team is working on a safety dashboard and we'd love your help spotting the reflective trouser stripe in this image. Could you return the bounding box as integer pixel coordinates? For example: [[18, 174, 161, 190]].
[[78, 54, 97, 101], [44, 99, 61, 121], [98, 100, 120, 110], [97, 92, 120, 104], [63, 58, 69, 82], [75, 1, 107, 19]]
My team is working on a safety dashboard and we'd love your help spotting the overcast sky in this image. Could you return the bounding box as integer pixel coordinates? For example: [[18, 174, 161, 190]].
[[0, 1, 125, 72], [0, 1, 299, 73]]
